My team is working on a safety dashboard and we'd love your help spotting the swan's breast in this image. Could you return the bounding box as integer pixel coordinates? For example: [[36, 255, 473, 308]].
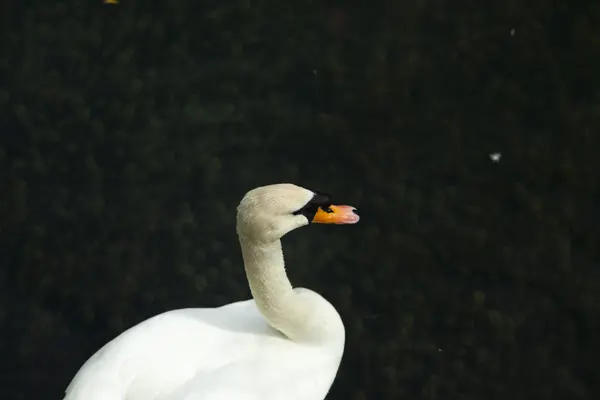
[[65, 298, 344, 400], [292, 287, 346, 346]]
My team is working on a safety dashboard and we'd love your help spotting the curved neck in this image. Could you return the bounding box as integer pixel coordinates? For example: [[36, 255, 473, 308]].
[[239, 236, 311, 341]]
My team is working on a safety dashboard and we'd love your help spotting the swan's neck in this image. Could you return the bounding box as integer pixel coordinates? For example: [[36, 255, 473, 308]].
[[239, 238, 300, 337], [239, 236, 339, 342]]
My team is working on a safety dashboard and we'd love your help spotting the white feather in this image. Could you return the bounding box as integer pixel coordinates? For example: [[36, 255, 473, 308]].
[[64, 183, 355, 400]]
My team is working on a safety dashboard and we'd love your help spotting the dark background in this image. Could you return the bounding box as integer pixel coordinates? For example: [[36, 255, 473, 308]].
[[1, 1, 599, 399]]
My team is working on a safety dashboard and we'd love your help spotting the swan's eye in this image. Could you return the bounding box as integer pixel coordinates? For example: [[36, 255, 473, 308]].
[[292, 202, 320, 221], [292, 203, 317, 216], [292, 191, 334, 219]]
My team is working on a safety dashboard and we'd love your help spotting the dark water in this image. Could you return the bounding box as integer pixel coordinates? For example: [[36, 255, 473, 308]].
[[1, 1, 599, 399]]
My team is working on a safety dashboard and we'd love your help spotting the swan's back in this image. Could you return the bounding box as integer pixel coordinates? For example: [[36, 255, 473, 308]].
[[64, 289, 344, 400]]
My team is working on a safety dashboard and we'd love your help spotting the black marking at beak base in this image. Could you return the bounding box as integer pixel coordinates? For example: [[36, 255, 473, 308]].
[[292, 191, 333, 221]]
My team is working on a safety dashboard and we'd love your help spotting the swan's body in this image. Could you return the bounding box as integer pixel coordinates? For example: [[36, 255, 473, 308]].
[[64, 184, 359, 400], [64, 289, 343, 400]]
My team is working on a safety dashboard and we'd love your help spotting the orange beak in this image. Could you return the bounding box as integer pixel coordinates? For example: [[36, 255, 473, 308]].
[[311, 205, 360, 224]]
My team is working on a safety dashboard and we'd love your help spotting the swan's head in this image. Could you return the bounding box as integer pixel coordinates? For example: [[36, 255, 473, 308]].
[[237, 183, 359, 243]]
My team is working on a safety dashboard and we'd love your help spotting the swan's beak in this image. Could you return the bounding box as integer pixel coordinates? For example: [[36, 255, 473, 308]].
[[312, 205, 360, 224]]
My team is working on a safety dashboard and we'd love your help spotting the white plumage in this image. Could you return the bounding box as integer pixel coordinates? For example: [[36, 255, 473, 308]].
[[64, 183, 359, 400]]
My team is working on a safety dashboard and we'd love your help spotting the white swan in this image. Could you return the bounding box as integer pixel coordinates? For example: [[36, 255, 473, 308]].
[[64, 183, 360, 400]]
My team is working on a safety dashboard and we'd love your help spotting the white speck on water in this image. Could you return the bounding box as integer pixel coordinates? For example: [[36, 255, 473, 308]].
[[490, 152, 502, 162], [510, 28, 516, 36], [438, 348, 443, 352], [312, 69, 318, 76]]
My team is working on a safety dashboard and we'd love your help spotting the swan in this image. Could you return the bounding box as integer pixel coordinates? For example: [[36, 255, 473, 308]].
[[64, 183, 360, 400]]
